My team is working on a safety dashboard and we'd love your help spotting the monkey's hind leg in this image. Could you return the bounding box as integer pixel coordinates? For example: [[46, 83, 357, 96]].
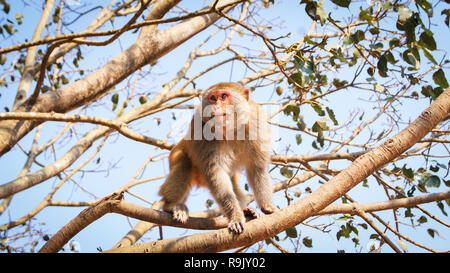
[[231, 172, 248, 209], [204, 168, 246, 234], [231, 173, 258, 220], [246, 164, 277, 215], [159, 152, 192, 224]]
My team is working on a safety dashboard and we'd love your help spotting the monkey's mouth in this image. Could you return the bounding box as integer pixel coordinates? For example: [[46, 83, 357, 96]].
[[212, 113, 226, 117], [211, 113, 228, 123]]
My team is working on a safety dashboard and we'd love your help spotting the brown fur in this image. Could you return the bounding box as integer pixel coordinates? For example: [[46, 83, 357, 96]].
[[159, 82, 276, 233]]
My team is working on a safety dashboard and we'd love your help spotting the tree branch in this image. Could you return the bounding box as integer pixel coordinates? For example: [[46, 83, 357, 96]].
[[102, 87, 450, 253], [0, 0, 241, 157]]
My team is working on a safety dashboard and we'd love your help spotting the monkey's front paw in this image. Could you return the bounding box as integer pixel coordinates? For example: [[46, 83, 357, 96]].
[[243, 207, 259, 220], [228, 219, 245, 234], [171, 204, 189, 223], [261, 205, 278, 215]]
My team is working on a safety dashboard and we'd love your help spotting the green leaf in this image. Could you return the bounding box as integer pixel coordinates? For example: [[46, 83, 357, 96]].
[[352, 30, 365, 44], [15, 13, 23, 25], [41, 85, 52, 93], [444, 180, 450, 188], [310, 102, 325, 116], [427, 228, 435, 238], [422, 47, 437, 65], [280, 167, 293, 178], [299, 56, 315, 74], [442, 9, 450, 27], [61, 75, 69, 85], [384, 51, 397, 64], [430, 165, 439, 172], [369, 42, 383, 51], [205, 199, 214, 208], [419, 31, 436, 51], [421, 85, 443, 100], [337, 214, 353, 221], [3, 24, 13, 35], [297, 117, 306, 130], [139, 96, 147, 104], [312, 118, 329, 132], [303, 1, 328, 25], [0, 54, 6, 65], [52, 6, 61, 23], [285, 226, 298, 238], [397, 9, 419, 43], [369, 27, 380, 35], [295, 134, 302, 145], [284, 105, 300, 121], [326, 107, 338, 126], [417, 216, 428, 224], [377, 55, 388, 77], [437, 201, 448, 216], [111, 93, 119, 104], [312, 140, 319, 150], [290, 71, 304, 87], [111, 93, 119, 111], [2, 1, 10, 14], [330, 0, 350, 8], [402, 165, 414, 180], [343, 36, 353, 46], [425, 175, 440, 188], [389, 38, 401, 48], [276, 86, 283, 95], [302, 237, 313, 248], [402, 49, 420, 70], [416, 0, 432, 12], [432, 69, 449, 89], [332, 78, 348, 88], [359, 8, 375, 25], [405, 208, 414, 218], [358, 223, 368, 230], [382, 1, 393, 11]]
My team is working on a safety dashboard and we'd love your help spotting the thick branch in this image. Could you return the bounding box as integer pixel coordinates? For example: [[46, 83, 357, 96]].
[[13, 0, 56, 109], [103, 87, 450, 253], [38, 179, 450, 252]]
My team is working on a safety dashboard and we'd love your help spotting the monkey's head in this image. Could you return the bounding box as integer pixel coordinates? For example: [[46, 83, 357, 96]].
[[200, 82, 250, 124], [189, 82, 251, 140]]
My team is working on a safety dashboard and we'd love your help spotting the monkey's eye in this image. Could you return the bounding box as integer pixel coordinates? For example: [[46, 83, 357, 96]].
[[221, 93, 228, 99], [209, 95, 217, 102]]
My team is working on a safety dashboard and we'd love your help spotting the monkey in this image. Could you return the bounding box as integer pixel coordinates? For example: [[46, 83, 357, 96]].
[[158, 82, 276, 234]]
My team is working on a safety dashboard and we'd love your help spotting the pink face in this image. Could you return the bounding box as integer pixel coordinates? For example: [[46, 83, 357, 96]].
[[207, 89, 232, 122]]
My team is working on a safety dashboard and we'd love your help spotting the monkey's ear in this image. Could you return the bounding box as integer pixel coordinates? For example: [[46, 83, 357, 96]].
[[242, 87, 250, 101]]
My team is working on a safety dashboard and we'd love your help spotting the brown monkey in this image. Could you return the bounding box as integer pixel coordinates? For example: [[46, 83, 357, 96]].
[[158, 82, 276, 234]]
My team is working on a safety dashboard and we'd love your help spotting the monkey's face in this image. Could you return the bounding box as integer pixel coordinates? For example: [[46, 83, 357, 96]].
[[190, 87, 250, 141], [201, 88, 249, 123], [205, 88, 231, 124]]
